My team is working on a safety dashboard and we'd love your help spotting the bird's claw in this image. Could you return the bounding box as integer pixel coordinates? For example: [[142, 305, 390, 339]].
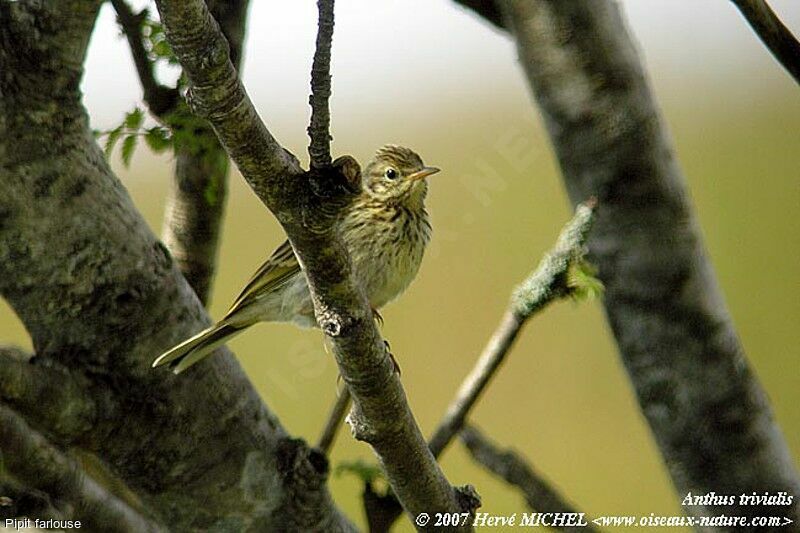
[[383, 339, 401, 375], [371, 308, 384, 327]]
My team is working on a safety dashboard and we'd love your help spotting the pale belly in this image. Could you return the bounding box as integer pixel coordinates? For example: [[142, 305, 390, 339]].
[[246, 207, 429, 327]]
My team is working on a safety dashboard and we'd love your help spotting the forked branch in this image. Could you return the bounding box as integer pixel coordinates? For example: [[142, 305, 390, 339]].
[[153, 0, 477, 527]]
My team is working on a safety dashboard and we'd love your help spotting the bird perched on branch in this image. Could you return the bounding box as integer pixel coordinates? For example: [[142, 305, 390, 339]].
[[153, 145, 439, 373]]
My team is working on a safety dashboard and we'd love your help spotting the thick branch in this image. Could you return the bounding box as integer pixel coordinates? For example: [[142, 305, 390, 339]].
[[153, 0, 477, 527], [461, 426, 599, 533], [0, 406, 164, 532], [0, 4, 354, 529], [308, 0, 335, 169], [160, 0, 249, 305], [0, 347, 96, 441], [0, 473, 65, 521], [498, 0, 800, 523], [161, 145, 228, 305], [110, 0, 179, 117], [429, 200, 596, 458], [731, 0, 800, 85]]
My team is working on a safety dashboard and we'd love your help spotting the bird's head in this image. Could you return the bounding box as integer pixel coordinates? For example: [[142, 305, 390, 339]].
[[362, 145, 440, 205]]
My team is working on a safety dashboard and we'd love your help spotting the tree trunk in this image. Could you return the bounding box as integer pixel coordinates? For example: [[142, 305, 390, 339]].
[[0, 2, 353, 530], [497, 0, 800, 527]]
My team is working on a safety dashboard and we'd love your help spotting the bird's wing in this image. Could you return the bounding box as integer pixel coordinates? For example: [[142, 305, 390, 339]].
[[224, 239, 301, 319]]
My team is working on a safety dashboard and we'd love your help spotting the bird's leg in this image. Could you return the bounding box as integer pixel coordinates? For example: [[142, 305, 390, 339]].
[[371, 307, 384, 327], [383, 339, 401, 375]]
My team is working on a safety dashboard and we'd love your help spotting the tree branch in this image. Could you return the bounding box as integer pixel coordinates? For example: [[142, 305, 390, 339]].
[[0, 347, 97, 442], [452, 0, 506, 31], [161, 145, 228, 306], [0, 406, 165, 532], [375, 201, 596, 531], [461, 426, 599, 533], [110, 0, 179, 117], [0, 473, 65, 522], [160, 0, 250, 306], [731, 0, 800, 85], [497, 0, 800, 523], [0, 4, 354, 529], [429, 200, 596, 458], [153, 0, 477, 527], [308, 0, 335, 169], [317, 387, 351, 455]]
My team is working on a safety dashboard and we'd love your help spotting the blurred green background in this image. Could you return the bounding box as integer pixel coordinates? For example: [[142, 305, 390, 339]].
[[1, 1, 798, 531]]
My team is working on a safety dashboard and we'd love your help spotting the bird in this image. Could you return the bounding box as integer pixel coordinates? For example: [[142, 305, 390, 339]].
[[153, 145, 439, 374]]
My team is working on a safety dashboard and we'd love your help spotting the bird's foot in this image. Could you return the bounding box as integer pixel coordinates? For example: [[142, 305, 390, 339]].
[[383, 339, 401, 375], [371, 307, 384, 327]]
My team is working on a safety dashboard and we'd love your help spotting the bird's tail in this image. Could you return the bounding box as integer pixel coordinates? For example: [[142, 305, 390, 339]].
[[153, 322, 247, 374]]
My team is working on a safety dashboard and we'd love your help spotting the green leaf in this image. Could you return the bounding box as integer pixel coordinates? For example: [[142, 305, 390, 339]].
[[144, 126, 172, 153], [104, 125, 124, 158], [153, 40, 172, 59], [567, 259, 604, 302], [121, 134, 138, 167], [124, 107, 144, 131]]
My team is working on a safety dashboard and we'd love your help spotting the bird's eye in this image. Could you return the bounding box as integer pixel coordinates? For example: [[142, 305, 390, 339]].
[[384, 168, 398, 180]]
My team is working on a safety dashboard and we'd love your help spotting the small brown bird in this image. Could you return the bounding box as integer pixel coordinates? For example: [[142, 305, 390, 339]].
[[154, 145, 439, 373]]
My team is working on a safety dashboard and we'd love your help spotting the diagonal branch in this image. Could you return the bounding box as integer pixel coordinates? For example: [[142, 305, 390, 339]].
[[153, 0, 477, 527], [0, 347, 97, 442], [0, 3, 354, 528], [0, 406, 165, 532], [429, 200, 597, 458], [731, 0, 800, 85], [110, 0, 179, 117], [308, 0, 335, 169], [461, 426, 600, 533], [370, 201, 597, 531]]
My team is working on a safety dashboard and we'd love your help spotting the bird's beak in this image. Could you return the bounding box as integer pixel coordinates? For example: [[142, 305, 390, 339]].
[[407, 166, 441, 182]]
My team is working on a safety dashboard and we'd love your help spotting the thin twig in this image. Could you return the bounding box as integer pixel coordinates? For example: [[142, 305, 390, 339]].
[[452, 0, 506, 30], [317, 386, 351, 454], [373, 201, 597, 531], [0, 406, 165, 532], [308, 0, 335, 169], [460, 426, 600, 533], [731, 0, 800, 85], [110, 0, 179, 117], [428, 200, 597, 458]]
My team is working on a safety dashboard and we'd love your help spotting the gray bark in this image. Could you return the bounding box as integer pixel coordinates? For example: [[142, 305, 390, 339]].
[[160, 0, 250, 306], [461, 426, 599, 533], [153, 0, 480, 529], [492, 0, 800, 527], [730, 0, 800, 85], [0, 1, 353, 530]]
